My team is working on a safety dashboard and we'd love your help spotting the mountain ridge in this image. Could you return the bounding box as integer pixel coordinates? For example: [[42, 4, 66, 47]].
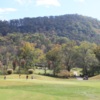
[[0, 14, 100, 43]]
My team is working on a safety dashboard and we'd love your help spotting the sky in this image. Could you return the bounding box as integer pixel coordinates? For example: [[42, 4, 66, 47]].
[[0, 0, 100, 20]]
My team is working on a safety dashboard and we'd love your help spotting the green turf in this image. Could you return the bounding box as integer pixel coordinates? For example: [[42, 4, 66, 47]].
[[0, 74, 100, 100]]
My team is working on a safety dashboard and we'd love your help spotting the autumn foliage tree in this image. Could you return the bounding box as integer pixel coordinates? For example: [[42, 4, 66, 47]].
[[46, 44, 62, 76], [62, 41, 76, 71], [17, 42, 36, 72]]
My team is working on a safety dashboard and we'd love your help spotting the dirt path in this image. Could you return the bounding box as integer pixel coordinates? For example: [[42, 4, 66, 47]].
[[73, 71, 83, 80]]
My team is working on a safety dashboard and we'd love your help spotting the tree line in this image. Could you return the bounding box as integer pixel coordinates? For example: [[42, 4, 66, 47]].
[[0, 33, 100, 77]]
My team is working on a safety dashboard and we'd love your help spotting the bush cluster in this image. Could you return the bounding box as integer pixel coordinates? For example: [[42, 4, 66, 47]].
[[28, 69, 34, 74], [7, 69, 13, 75]]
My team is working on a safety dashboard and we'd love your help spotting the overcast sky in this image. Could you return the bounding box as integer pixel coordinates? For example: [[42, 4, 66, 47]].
[[0, 0, 100, 20]]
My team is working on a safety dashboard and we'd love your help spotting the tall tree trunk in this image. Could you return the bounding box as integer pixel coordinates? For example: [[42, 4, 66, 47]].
[[52, 61, 56, 76], [65, 55, 71, 71], [44, 66, 47, 75], [83, 65, 88, 75]]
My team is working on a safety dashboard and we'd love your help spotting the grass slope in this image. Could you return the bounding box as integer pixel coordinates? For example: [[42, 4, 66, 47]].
[[90, 75, 100, 80], [0, 74, 100, 100]]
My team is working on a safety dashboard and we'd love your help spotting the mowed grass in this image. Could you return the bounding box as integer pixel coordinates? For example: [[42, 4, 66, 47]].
[[0, 74, 100, 100]]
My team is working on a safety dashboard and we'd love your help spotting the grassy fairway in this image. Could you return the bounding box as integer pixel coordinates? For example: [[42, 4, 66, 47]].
[[0, 75, 100, 100]]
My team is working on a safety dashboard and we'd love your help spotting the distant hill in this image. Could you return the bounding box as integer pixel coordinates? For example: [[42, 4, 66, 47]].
[[0, 14, 100, 43]]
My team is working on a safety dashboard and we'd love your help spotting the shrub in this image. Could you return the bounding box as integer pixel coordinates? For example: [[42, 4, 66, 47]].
[[0, 70, 2, 75], [28, 69, 34, 74], [7, 69, 13, 75], [57, 70, 70, 78], [70, 71, 75, 77]]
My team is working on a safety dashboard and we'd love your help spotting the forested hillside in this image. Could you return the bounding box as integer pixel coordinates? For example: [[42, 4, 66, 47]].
[[0, 14, 100, 43], [0, 14, 100, 77]]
